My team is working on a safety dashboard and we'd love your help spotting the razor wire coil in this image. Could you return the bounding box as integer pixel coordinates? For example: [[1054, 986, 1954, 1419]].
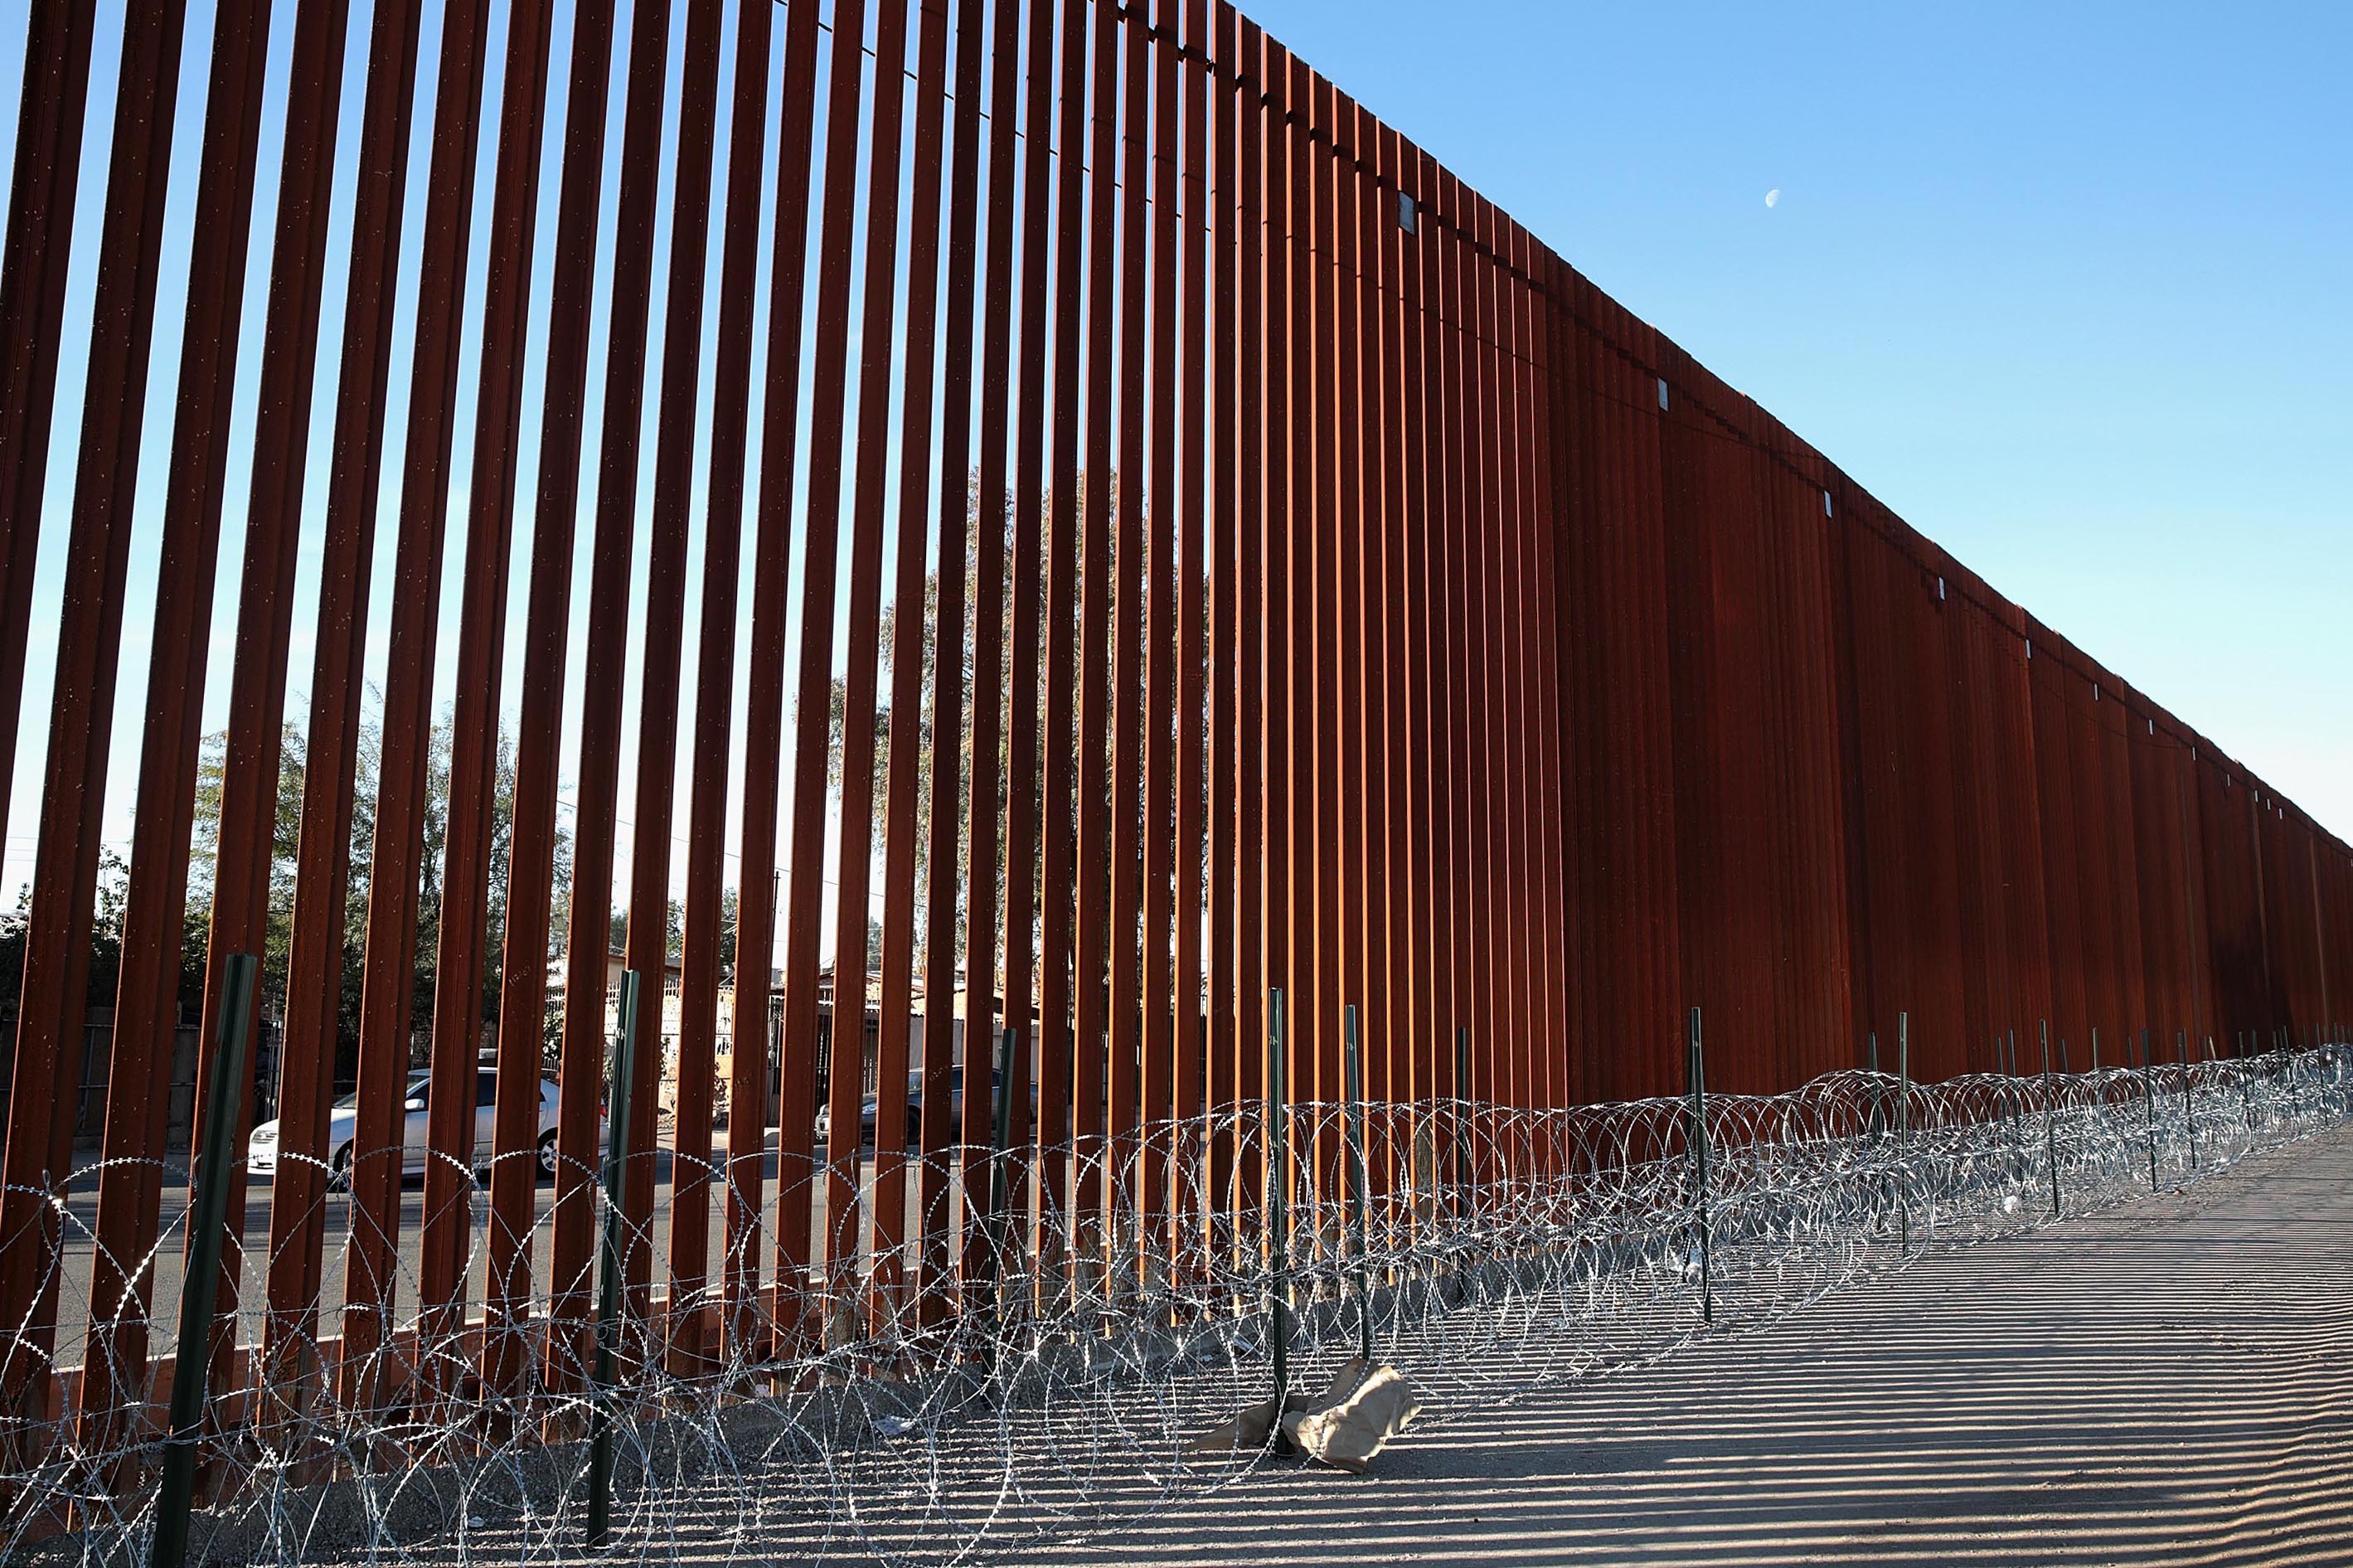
[[2, 1044, 2347, 1566]]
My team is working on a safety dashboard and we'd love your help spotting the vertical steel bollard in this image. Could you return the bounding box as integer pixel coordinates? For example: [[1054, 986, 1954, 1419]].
[[1866, 1031, 1882, 1139], [1453, 1024, 1472, 1223], [2176, 1030, 2198, 1171], [1343, 1005, 1373, 1365], [2232, 1032, 2256, 1135], [1865, 1029, 1890, 1241], [1995, 1032, 2008, 1179], [2263, 1031, 2273, 1110], [2040, 1020, 2061, 1219], [2302, 1028, 2316, 1124], [982, 1024, 1021, 1361], [2288, 1028, 2302, 1125], [151, 953, 258, 1568], [2005, 1028, 2025, 1178], [1897, 1013, 1912, 1256], [587, 970, 643, 1549], [2275, 1028, 2289, 1124], [1440, 1024, 1471, 1317], [1686, 1007, 1712, 1324], [2135, 1027, 2160, 1191], [2292, 1027, 2312, 1126], [2266, 1030, 2279, 1132], [2090, 1026, 2103, 1148], [1266, 990, 1293, 1432]]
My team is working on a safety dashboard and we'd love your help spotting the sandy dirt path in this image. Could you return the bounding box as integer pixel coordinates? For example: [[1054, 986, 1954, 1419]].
[[1029, 1124, 2353, 1566]]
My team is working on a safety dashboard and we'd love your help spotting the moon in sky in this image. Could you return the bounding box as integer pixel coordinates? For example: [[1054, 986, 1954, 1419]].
[[1765, 188, 1781, 208]]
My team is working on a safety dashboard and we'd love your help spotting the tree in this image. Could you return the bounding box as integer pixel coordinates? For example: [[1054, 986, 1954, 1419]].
[[176, 694, 559, 1085], [0, 847, 148, 1018]]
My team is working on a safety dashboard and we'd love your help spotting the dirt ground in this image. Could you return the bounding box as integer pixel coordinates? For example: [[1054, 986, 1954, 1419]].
[[1029, 1124, 2353, 1567]]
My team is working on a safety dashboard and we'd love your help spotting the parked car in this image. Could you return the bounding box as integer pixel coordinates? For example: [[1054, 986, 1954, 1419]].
[[248, 1070, 570, 1182], [814, 1067, 1043, 1148]]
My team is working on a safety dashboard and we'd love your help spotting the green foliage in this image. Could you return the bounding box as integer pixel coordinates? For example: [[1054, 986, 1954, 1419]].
[[3, 697, 567, 1095]]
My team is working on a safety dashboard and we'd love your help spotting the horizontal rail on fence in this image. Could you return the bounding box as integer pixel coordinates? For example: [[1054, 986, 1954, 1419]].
[[2, 1042, 2346, 1566]]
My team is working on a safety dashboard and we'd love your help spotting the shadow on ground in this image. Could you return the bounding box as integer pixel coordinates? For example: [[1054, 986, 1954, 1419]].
[[1026, 1127, 2353, 1567]]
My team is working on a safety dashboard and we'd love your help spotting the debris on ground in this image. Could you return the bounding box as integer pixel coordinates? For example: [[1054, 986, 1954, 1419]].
[[1188, 1358, 1424, 1473]]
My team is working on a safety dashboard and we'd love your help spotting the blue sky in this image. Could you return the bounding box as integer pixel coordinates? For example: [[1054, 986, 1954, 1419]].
[[1241, 0, 2352, 838], [2, 0, 2348, 934]]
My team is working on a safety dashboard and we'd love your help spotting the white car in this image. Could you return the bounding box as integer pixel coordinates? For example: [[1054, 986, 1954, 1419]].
[[248, 1070, 570, 1182]]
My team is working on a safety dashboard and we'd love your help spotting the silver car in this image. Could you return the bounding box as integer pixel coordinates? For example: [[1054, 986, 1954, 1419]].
[[248, 1070, 568, 1182]]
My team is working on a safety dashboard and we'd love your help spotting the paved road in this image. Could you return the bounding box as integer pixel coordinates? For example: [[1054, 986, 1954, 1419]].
[[1028, 1124, 2353, 1566]]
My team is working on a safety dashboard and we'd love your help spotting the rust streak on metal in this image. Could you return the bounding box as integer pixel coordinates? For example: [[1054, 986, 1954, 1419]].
[[0, 0, 189, 1441], [195, 0, 366, 1435], [872, 0, 952, 1332], [732, 0, 823, 1365], [827, 0, 913, 1322], [918, 0, 985, 1330], [486, 0, 619, 1410], [1140, 0, 1182, 1269], [259, 0, 427, 1437], [340, 0, 492, 1410], [958, 0, 1025, 1296], [548, 0, 673, 1392], [621, 0, 722, 1353], [674, 0, 774, 1378], [781, 0, 875, 1353], [1103, 0, 1150, 1287], [80, 0, 280, 1459], [0, 0, 100, 866], [417, 0, 561, 1382]]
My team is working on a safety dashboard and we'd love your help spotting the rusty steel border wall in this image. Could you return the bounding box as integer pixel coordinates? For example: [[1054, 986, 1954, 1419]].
[[2, 0, 2349, 1453]]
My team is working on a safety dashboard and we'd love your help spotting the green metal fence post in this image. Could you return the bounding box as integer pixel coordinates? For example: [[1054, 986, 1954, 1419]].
[[150, 952, 257, 1568], [1686, 1007, 1712, 1324], [2040, 1020, 2061, 1219], [2234, 1032, 2257, 1135], [587, 969, 643, 1549], [2176, 1029, 2198, 1171], [1453, 1024, 1472, 1224], [1866, 1029, 1884, 1140], [2005, 1027, 2025, 1180], [1897, 1012, 1912, 1256], [1343, 1004, 1372, 1365], [1267, 988, 1291, 1431], [2292, 1027, 2312, 1126], [982, 1023, 1021, 1363]]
